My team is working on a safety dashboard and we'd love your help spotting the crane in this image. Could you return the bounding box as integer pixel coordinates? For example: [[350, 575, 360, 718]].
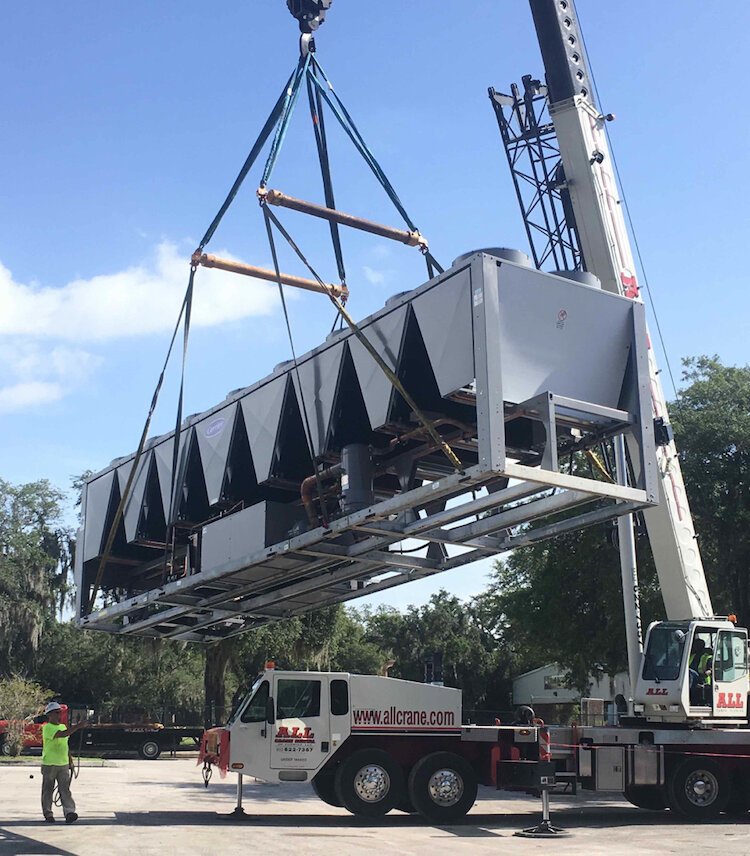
[[491, 0, 746, 725]]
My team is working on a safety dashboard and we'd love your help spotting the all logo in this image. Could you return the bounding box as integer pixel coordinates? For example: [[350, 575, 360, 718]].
[[274, 726, 315, 744], [716, 692, 745, 710], [646, 688, 668, 696]]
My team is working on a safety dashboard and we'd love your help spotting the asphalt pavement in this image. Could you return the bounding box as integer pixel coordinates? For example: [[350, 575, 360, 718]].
[[1, 757, 747, 855]]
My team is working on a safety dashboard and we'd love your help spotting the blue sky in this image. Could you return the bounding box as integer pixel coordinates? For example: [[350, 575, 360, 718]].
[[3, 1, 749, 609]]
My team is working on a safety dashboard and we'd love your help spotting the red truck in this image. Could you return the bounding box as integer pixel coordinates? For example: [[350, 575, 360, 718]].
[[0, 705, 70, 756]]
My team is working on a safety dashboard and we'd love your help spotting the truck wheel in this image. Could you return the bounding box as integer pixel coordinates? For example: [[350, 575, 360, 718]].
[[311, 771, 343, 807], [624, 785, 666, 811], [667, 758, 730, 819], [334, 749, 404, 817], [0, 738, 12, 757], [408, 752, 477, 823], [138, 739, 161, 760]]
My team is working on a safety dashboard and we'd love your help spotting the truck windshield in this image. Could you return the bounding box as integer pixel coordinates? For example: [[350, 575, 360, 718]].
[[642, 625, 687, 682], [227, 676, 263, 725]]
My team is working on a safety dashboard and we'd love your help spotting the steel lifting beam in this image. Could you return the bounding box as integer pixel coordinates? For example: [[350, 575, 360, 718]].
[[260, 188, 428, 249], [191, 251, 348, 300]]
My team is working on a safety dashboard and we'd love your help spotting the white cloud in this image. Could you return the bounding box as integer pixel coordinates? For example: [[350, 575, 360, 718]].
[[0, 342, 102, 414], [363, 265, 387, 286], [370, 244, 393, 260], [0, 242, 279, 342], [0, 241, 282, 412], [0, 381, 63, 413]]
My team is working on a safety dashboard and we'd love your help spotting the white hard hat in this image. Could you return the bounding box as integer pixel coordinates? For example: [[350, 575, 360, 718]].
[[45, 702, 62, 714]]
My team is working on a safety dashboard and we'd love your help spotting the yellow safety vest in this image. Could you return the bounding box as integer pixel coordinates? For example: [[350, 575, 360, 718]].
[[691, 651, 712, 685]]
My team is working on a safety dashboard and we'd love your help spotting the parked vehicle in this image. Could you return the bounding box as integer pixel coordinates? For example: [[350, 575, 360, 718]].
[[1, 705, 202, 760]]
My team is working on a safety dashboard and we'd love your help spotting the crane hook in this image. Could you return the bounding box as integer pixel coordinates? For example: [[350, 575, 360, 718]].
[[286, 0, 332, 34]]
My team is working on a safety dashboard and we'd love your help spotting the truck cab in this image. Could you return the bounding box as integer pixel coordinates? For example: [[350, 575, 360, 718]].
[[226, 669, 346, 782], [634, 619, 749, 724]]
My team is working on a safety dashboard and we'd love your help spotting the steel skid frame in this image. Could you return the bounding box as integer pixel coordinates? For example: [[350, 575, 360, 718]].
[[76, 252, 656, 641]]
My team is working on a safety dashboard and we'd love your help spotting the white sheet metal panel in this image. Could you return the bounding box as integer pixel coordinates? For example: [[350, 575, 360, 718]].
[[195, 403, 238, 506], [116, 451, 152, 542], [290, 340, 346, 456], [240, 374, 288, 482], [496, 263, 632, 408], [348, 304, 408, 430], [200, 501, 306, 579], [152, 432, 190, 522], [82, 470, 116, 561], [412, 266, 474, 397], [152, 437, 174, 522]]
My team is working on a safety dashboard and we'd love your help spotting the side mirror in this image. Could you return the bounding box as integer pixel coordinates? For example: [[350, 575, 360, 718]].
[[266, 696, 275, 725]]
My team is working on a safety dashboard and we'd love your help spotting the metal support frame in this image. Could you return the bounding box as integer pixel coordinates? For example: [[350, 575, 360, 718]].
[[489, 78, 583, 272], [471, 253, 506, 472]]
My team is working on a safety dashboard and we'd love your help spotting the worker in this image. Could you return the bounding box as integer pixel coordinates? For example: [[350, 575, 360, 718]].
[[41, 702, 87, 824], [689, 638, 713, 703]]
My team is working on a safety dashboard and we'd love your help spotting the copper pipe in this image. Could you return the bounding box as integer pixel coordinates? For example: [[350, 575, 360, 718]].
[[301, 465, 342, 528], [260, 188, 428, 250], [382, 417, 476, 453], [191, 252, 348, 300]]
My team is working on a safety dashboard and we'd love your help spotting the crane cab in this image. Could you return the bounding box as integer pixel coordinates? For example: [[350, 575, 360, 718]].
[[634, 619, 749, 725]]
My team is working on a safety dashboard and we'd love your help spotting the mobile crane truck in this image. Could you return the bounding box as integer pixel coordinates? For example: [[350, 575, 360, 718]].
[[199, 0, 750, 823], [199, 613, 749, 823]]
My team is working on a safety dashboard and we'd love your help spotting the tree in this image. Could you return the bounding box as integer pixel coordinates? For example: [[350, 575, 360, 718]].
[[0, 676, 52, 756], [670, 357, 750, 623], [204, 639, 235, 726], [0, 480, 72, 676], [330, 610, 386, 676], [208, 607, 366, 725], [34, 622, 204, 720], [482, 524, 661, 691], [360, 592, 507, 711]]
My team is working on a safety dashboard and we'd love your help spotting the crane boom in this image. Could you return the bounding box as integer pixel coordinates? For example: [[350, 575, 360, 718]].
[[524, 0, 712, 620]]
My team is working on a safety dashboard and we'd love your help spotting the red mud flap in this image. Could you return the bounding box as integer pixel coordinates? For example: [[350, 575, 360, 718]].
[[199, 727, 230, 784]]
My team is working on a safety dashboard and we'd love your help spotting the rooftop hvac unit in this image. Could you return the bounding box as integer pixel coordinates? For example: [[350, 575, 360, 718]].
[[75, 249, 656, 641]]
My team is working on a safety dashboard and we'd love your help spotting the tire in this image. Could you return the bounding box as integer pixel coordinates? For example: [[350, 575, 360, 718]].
[[667, 758, 730, 820], [311, 771, 343, 808], [138, 739, 162, 760], [0, 738, 12, 757], [624, 785, 667, 811], [334, 749, 405, 817], [408, 752, 478, 823]]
